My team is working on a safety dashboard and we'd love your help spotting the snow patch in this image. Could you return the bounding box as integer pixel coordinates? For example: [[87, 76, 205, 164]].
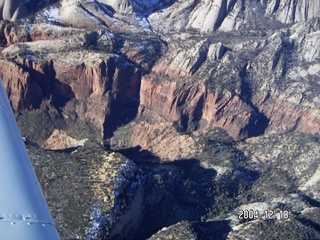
[[25, 54, 36, 61], [42, 6, 60, 23], [300, 165, 320, 190], [24, 22, 33, 33], [86, 202, 107, 239]]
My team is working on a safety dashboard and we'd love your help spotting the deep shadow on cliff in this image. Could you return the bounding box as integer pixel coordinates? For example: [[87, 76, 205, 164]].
[[1, 1, 320, 239], [239, 64, 270, 137], [103, 98, 140, 139], [21, 59, 75, 109], [104, 156, 259, 240], [191, 220, 232, 240], [115, 145, 161, 165]]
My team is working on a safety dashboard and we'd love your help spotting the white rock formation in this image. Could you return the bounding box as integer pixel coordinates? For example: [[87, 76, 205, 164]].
[[0, 0, 27, 20], [151, 0, 320, 32], [103, 0, 133, 13], [265, 0, 320, 23], [102, 0, 173, 15], [187, 0, 235, 32], [60, 0, 104, 27], [207, 42, 227, 61], [55, 0, 320, 32]]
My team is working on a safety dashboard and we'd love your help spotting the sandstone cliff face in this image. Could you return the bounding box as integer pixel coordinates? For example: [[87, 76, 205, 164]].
[[186, 0, 243, 32], [138, 77, 255, 140], [254, 93, 320, 134], [1, 0, 319, 145], [0, 1, 319, 151], [0, 26, 144, 140], [1, 0, 320, 239], [2, 0, 320, 29], [0, 59, 41, 110]]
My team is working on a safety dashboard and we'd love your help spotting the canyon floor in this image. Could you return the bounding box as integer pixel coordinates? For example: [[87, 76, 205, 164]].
[[0, 0, 320, 239]]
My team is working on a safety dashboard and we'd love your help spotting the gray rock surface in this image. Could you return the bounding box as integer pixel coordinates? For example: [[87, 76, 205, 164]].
[[0, 0, 320, 239], [103, 0, 133, 13], [264, 0, 320, 24], [148, 0, 320, 32]]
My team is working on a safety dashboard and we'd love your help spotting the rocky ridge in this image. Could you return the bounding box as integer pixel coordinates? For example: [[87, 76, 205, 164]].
[[0, 0, 320, 239]]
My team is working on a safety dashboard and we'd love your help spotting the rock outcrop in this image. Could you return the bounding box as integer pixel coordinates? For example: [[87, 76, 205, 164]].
[[148, 0, 320, 33], [42, 129, 88, 150], [0, 0, 27, 21], [1, 0, 319, 147], [138, 77, 256, 140], [103, 0, 133, 13], [0, 26, 144, 141], [148, 221, 196, 240], [0, 0, 320, 239], [264, 0, 320, 24], [0, 59, 39, 110]]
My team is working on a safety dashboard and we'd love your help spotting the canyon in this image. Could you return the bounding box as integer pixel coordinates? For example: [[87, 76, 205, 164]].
[[0, 0, 320, 239]]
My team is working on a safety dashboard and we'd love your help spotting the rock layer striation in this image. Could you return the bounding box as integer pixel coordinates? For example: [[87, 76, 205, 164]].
[[0, 0, 320, 239]]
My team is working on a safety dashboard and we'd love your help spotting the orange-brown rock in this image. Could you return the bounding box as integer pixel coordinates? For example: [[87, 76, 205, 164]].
[[0, 59, 43, 110], [0, 22, 30, 46], [42, 129, 88, 150], [138, 75, 254, 140], [131, 121, 200, 160], [52, 56, 141, 137], [1, 40, 141, 139], [254, 93, 320, 135], [1, 16, 320, 149], [53, 58, 140, 100]]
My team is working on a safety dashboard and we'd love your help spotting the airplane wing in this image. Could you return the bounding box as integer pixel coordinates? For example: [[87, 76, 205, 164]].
[[0, 80, 60, 239]]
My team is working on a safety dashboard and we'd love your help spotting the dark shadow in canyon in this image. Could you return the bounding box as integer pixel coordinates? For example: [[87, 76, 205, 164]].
[[239, 65, 270, 138], [103, 98, 140, 141], [115, 145, 161, 166], [20, 60, 75, 109], [89, 1, 116, 17], [191, 220, 232, 240], [107, 156, 259, 240], [296, 218, 320, 235], [103, 0, 176, 18], [174, 94, 206, 133], [299, 194, 320, 208], [25, 0, 59, 16], [103, 63, 141, 141]]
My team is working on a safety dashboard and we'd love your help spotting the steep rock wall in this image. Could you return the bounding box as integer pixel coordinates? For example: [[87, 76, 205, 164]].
[[264, 0, 320, 24], [103, 0, 133, 13], [0, 60, 43, 110], [1, 2, 320, 146], [254, 92, 320, 134], [0, 48, 141, 139], [148, 0, 320, 33], [138, 76, 255, 140]]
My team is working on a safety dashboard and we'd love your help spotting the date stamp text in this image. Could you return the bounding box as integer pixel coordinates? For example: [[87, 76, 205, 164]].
[[237, 209, 290, 221]]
